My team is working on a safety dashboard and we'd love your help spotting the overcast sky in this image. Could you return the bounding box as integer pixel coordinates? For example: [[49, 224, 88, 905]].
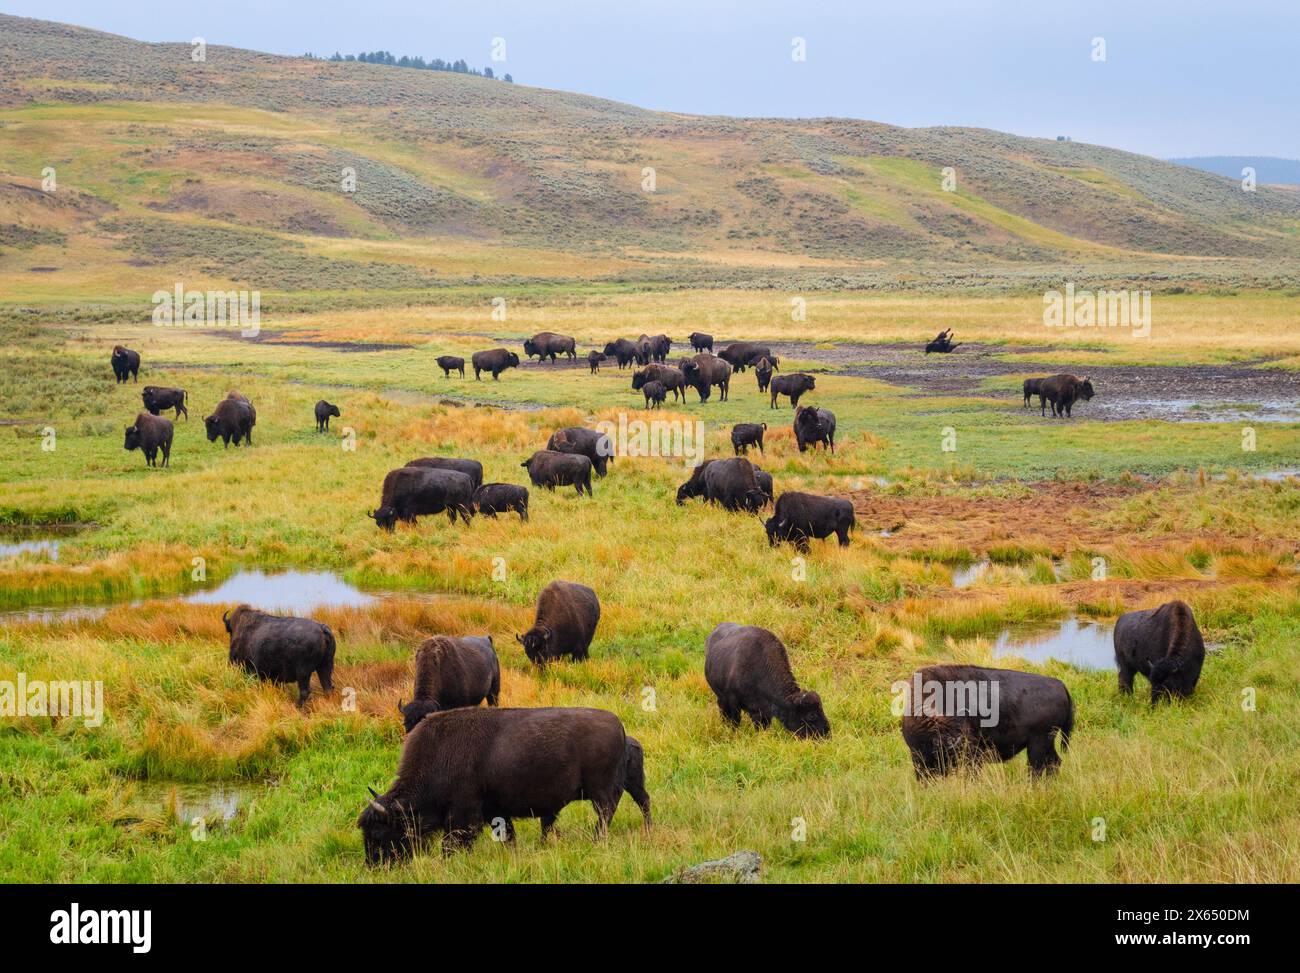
[[5, 0, 1297, 159]]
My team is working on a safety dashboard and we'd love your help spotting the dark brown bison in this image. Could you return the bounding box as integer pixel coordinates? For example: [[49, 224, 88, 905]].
[[523, 332, 577, 363], [646, 334, 672, 362], [681, 352, 732, 402], [731, 422, 766, 455], [545, 427, 613, 477], [702, 457, 767, 512], [641, 380, 666, 409], [517, 579, 600, 665], [688, 331, 713, 352], [1114, 600, 1206, 704], [314, 399, 340, 432], [1022, 377, 1045, 407], [204, 394, 255, 447], [793, 405, 836, 453], [141, 386, 187, 420], [924, 328, 960, 354], [900, 665, 1073, 778], [399, 635, 501, 732], [633, 334, 654, 366], [123, 411, 173, 468], [754, 468, 774, 507], [765, 491, 854, 550], [521, 450, 593, 496], [587, 350, 607, 373], [111, 345, 139, 383], [770, 373, 815, 409], [471, 348, 520, 381], [1039, 373, 1095, 418], [705, 623, 829, 738], [718, 342, 774, 373], [472, 483, 529, 522], [406, 456, 484, 490], [370, 466, 476, 530], [632, 364, 687, 402], [436, 355, 465, 378], [602, 338, 639, 369], [224, 604, 336, 708], [755, 357, 774, 393], [358, 706, 645, 861]]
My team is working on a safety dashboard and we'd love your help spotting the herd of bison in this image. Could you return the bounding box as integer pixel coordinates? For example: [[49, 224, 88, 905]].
[[99, 331, 1206, 865]]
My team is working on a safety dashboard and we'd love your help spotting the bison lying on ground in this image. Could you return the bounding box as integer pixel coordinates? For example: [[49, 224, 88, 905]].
[[1114, 600, 1206, 704], [472, 348, 520, 381], [765, 491, 854, 550], [436, 355, 465, 378], [546, 427, 613, 477], [705, 623, 829, 738], [142, 386, 187, 420], [603, 338, 639, 369], [1039, 373, 1095, 418], [224, 604, 336, 708], [358, 706, 645, 861], [770, 373, 815, 409], [1022, 377, 1044, 407], [587, 350, 606, 373], [314, 399, 340, 432], [900, 665, 1072, 778], [682, 353, 732, 402], [473, 482, 529, 522], [522, 450, 593, 496], [517, 579, 600, 665], [399, 635, 501, 732], [111, 345, 140, 383], [406, 456, 484, 490], [924, 329, 961, 354], [688, 331, 713, 352], [523, 332, 577, 363], [370, 466, 476, 530], [793, 405, 836, 453], [204, 393, 255, 447], [731, 422, 766, 455], [124, 411, 173, 468]]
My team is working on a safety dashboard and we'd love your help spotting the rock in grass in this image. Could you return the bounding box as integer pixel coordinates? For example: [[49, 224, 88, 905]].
[[663, 851, 762, 884]]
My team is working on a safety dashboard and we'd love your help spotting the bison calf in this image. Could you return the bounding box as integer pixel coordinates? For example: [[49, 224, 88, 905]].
[[588, 350, 607, 374], [642, 380, 666, 409], [399, 635, 501, 732], [517, 579, 600, 665], [314, 399, 340, 432], [436, 355, 465, 378], [731, 422, 767, 456], [770, 373, 815, 409], [473, 482, 529, 522], [705, 623, 829, 738], [1114, 600, 1206, 704], [224, 604, 336, 707], [142, 386, 187, 420], [124, 412, 173, 468]]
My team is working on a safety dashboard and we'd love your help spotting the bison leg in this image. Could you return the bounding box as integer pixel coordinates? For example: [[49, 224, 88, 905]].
[[1026, 734, 1061, 777], [317, 658, 334, 695], [296, 675, 312, 708], [161, 442, 170, 468], [836, 527, 851, 547], [748, 706, 773, 730], [717, 697, 743, 727], [591, 789, 623, 839], [487, 672, 500, 707], [1117, 661, 1136, 695], [443, 811, 483, 854], [540, 814, 560, 839], [474, 368, 482, 380]]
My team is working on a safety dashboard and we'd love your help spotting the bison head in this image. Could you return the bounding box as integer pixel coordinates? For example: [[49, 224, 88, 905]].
[[325, 403, 340, 418], [1078, 377, 1095, 401], [743, 489, 768, 514], [398, 698, 441, 734], [783, 690, 830, 739], [357, 788, 414, 865], [631, 370, 647, 390], [203, 415, 221, 442], [505, 352, 520, 368], [123, 424, 141, 452], [523, 339, 539, 357], [764, 516, 779, 546], [370, 506, 399, 531], [516, 627, 553, 663]]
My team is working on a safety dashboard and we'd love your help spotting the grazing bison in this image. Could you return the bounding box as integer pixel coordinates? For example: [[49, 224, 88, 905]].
[[471, 348, 520, 381], [517, 580, 600, 665], [123, 411, 173, 468], [765, 491, 854, 550], [1039, 373, 1095, 418], [793, 405, 836, 453], [406, 456, 484, 491], [705, 623, 829, 738], [641, 380, 666, 409], [314, 399, 340, 432], [755, 357, 774, 393], [703, 457, 767, 512], [1114, 600, 1206, 704], [358, 706, 645, 861], [224, 604, 335, 708], [521, 450, 594, 496], [731, 422, 767, 455], [633, 364, 687, 402], [770, 373, 815, 409], [204, 393, 255, 447], [399, 635, 501, 732], [110, 345, 140, 383], [546, 427, 613, 477], [718, 342, 775, 373], [141, 386, 187, 420], [681, 353, 732, 402], [688, 331, 713, 352], [754, 468, 774, 507], [523, 332, 577, 364], [602, 338, 639, 369], [436, 355, 465, 378], [1022, 377, 1044, 407], [587, 350, 607, 374], [900, 665, 1073, 778], [924, 329, 960, 354], [472, 482, 529, 522], [370, 466, 476, 530]]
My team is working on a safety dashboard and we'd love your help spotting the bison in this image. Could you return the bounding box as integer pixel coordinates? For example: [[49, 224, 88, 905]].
[[793, 405, 836, 453], [647, 334, 672, 362], [523, 332, 577, 364], [406, 456, 484, 490], [472, 483, 529, 522], [688, 331, 713, 353], [641, 380, 666, 409], [123, 411, 173, 468], [1039, 374, 1095, 418], [1114, 600, 1206, 704], [718, 342, 775, 373], [517, 579, 600, 665], [436, 355, 465, 378], [399, 635, 501, 732], [703, 457, 767, 512], [141, 386, 187, 420], [111, 345, 139, 383], [754, 468, 774, 507], [755, 357, 774, 393], [770, 373, 815, 409], [545, 427, 613, 477], [705, 623, 829, 738], [203, 394, 255, 448], [521, 450, 593, 496], [731, 422, 766, 456], [370, 466, 476, 530], [765, 491, 854, 550], [632, 364, 687, 402], [681, 353, 732, 402], [587, 350, 607, 374], [472, 348, 520, 381], [314, 399, 340, 432], [224, 604, 336, 708], [1022, 377, 1045, 407], [924, 329, 960, 354], [358, 706, 646, 861], [900, 665, 1073, 778], [603, 338, 639, 370]]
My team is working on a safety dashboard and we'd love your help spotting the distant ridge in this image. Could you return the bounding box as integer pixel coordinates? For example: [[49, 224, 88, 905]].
[[1169, 156, 1300, 186]]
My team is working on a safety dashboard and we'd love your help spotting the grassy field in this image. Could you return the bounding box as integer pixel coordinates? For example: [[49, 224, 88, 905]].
[[1, 300, 1298, 883]]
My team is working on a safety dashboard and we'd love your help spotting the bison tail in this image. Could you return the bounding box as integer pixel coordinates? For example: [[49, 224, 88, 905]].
[[1057, 697, 1074, 752]]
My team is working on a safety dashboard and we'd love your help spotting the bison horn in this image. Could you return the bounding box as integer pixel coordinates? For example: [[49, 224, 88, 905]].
[[396, 698, 405, 713], [514, 633, 524, 644], [222, 609, 230, 625], [368, 786, 382, 801]]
